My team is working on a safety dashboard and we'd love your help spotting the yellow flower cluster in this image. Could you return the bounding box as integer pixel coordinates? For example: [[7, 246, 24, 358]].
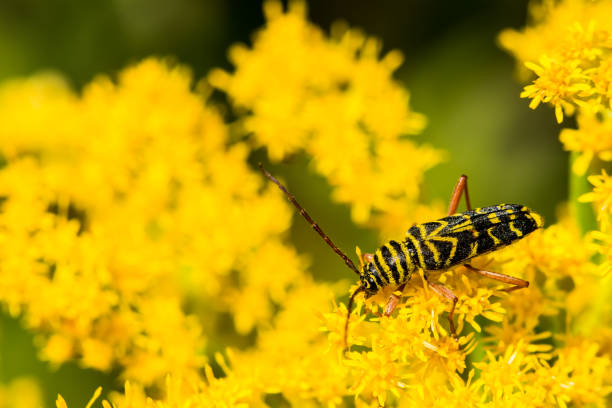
[[501, 0, 612, 280], [80, 214, 610, 407], [209, 1, 442, 225], [0, 58, 306, 385], [500, 0, 612, 172], [497, 1, 612, 406], [2, 0, 611, 407], [581, 169, 612, 274]]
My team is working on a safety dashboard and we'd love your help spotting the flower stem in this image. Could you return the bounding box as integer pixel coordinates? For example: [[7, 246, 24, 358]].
[[569, 151, 598, 236], [568, 152, 610, 336]]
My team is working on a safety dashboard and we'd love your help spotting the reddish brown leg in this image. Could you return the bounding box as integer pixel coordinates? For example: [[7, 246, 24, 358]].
[[448, 174, 471, 214], [384, 283, 406, 316], [424, 276, 459, 340], [384, 174, 471, 316], [464, 264, 529, 292]]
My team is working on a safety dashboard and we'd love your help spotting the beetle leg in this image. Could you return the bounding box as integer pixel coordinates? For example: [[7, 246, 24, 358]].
[[424, 275, 459, 340], [448, 174, 471, 214], [464, 264, 529, 292], [384, 283, 407, 316], [362, 252, 374, 265]]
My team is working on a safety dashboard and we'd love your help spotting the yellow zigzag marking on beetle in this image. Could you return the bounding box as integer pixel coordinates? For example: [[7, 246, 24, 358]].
[[487, 227, 501, 245], [398, 241, 413, 280], [384, 243, 400, 284], [487, 212, 501, 223], [428, 235, 459, 267], [374, 249, 393, 284], [527, 212, 544, 228], [424, 240, 441, 264], [424, 220, 449, 238], [509, 221, 523, 238], [469, 241, 479, 258], [416, 224, 441, 265], [404, 232, 426, 270], [420, 221, 461, 267], [446, 217, 473, 233]]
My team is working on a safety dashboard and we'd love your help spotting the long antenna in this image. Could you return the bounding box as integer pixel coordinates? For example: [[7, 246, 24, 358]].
[[259, 164, 360, 275], [344, 285, 365, 350]]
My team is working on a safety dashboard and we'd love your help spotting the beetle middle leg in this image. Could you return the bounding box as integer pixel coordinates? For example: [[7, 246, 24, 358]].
[[385, 174, 472, 315], [448, 174, 471, 214], [424, 274, 459, 340]]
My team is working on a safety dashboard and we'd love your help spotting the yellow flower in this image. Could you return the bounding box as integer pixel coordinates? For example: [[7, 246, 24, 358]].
[[580, 170, 612, 275], [0, 57, 304, 385], [541, 338, 612, 407], [210, 0, 441, 225], [580, 169, 612, 231], [475, 341, 539, 404], [502, 1, 612, 123], [591, 57, 612, 108], [521, 55, 588, 123], [560, 110, 612, 174], [500, 8, 612, 403]]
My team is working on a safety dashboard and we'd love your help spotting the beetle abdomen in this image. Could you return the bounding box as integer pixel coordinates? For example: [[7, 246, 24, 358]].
[[404, 204, 543, 271]]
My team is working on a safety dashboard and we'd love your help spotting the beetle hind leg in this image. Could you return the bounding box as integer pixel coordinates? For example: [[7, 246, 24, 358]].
[[464, 264, 529, 292]]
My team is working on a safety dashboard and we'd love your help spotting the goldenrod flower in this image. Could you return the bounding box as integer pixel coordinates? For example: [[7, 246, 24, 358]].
[[521, 56, 588, 123], [580, 170, 612, 274], [501, 1, 612, 124], [0, 57, 305, 385], [498, 2, 612, 406], [560, 110, 612, 174], [580, 170, 612, 229], [8, 0, 612, 407], [209, 0, 441, 224]]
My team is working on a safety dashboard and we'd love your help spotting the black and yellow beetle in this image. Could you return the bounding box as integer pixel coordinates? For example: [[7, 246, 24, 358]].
[[259, 165, 543, 347]]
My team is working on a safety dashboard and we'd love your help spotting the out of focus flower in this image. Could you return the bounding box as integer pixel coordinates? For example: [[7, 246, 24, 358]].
[[209, 0, 442, 225], [0, 57, 304, 385], [0, 378, 43, 408]]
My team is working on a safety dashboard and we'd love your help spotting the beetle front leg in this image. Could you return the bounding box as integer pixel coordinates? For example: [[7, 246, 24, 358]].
[[384, 283, 407, 316]]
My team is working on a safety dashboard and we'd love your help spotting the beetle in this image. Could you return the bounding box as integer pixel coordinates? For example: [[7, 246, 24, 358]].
[[259, 165, 543, 348]]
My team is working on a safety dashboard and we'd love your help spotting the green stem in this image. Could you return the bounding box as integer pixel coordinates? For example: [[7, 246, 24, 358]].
[[569, 151, 598, 236], [568, 152, 611, 336]]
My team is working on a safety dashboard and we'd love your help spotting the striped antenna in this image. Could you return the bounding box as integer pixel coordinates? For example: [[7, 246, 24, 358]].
[[259, 164, 360, 275]]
